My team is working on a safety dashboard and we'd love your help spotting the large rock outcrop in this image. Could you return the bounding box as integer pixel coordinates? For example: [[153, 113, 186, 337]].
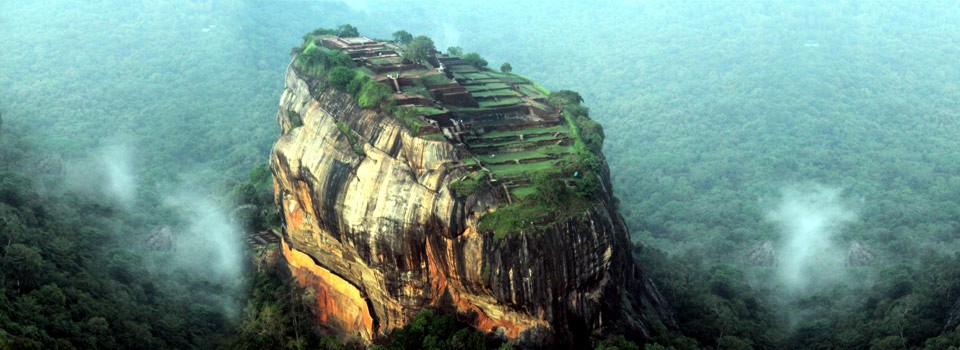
[[269, 63, 673, 348]]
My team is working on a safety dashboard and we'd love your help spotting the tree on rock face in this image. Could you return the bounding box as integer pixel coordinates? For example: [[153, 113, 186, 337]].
[[500, 62, 513, 73], [447, 46, 463, 56], [335, 24, 359, 37], [392, 30, 413, 45], [404, 35, 436, 64]]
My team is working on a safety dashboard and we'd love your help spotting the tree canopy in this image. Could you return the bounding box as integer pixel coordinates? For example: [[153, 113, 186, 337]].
[[462, 52, 488, 69], [403, 35, 435, 64], [548, 90, 584, 106], [335, 24, 359, 37], [326, 66, 355, 90], [392, 30, 413, 44]]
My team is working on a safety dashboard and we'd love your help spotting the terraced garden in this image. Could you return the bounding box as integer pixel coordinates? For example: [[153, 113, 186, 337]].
[[298, 34, 601, 237]]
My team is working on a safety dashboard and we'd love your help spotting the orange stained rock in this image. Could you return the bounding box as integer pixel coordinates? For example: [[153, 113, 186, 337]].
[[282, 181, 315, 234], [425, 226, 546, 339], [272, 178, 281, 203], [446, 279, 544, 339], [282, 238, 374, 341], [425, 238, 449, 304]]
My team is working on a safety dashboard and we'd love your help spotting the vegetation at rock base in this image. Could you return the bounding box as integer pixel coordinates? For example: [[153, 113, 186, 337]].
[[372, 311, 504, 350], [230, 164, 281, 232], [233, 262, 648, 350], [230, 265, 359, 350]]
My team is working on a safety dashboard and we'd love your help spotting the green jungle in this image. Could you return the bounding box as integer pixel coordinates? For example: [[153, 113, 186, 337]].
[[3, 1, 960, 349]]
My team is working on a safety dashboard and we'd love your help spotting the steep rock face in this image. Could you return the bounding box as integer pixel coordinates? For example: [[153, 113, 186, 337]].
[[269, 64, 673, 347]]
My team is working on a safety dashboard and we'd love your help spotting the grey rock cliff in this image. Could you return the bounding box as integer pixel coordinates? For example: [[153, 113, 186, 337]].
[[270, 63, 674, 348]]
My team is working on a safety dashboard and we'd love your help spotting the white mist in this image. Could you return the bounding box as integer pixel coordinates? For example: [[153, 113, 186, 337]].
[[767, 185, 855, 292]]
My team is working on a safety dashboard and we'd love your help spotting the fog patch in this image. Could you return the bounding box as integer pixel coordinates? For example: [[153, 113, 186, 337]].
[[61, 141, 246, 317], [64, 142, 138, 207], [767, 185, 856, 293], [99, 144, 137, 205], [164, 190, 246, 318], [434, 22, 461, 52]]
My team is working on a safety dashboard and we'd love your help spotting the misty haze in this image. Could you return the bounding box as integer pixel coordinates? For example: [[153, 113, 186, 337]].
[[3, 1, 960, 349]]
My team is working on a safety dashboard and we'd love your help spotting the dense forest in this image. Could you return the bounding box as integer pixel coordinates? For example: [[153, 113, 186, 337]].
[[1, 2, 276, 348], [300, 2, 960, 348], [0, 122, 239, 348], [5, 0, 960, 348]]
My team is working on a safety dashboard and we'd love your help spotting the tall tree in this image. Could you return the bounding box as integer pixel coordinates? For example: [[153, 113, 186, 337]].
[[403, 35, 435, 64], [392, 30, 413, 45], [326, 67, 355, 90], [335, 24, 359, 37], [462, 52, 488, 69]]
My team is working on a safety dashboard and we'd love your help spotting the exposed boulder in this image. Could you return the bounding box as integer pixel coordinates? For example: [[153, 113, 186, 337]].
[[33, 155, 64, 176], [746, 241, 776, 266], [846, 241, 876, 266], [143, 226, 175, 252]]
